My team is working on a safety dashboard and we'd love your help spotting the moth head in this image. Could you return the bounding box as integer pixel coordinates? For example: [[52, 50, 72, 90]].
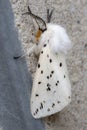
[[23, 6, 54, 42], [35, 9, 54, 42], [35, 27, 48, 42], [35, 29, 42, 42], [23, 6, 47, 42]]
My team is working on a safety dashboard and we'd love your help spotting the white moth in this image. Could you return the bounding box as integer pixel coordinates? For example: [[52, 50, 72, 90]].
[[14, 6, 72, 119], [31, 23, 72, 119]]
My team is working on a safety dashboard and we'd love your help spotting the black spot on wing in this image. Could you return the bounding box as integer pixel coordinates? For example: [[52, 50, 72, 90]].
[[55, 83, 58, 86], [51, 71, 54, 74], [46, 83, 51, 91], [43, 100, 46, 103], [52, 103, 55, 108], [57, 81, 59, 83], [57, 101, 60, 104], [41, 51, 43, 54], [43, 44, 47, 47], [64, 75, 66, 78], [47, 76, 49, 79], [68, 96, 71, 99], [38, 81, 41, 84], [59, 62, 62, 67], [53, 91, 56, 93], [33, 108, 39, 116], [47, 83, 51, 87], [36, 108, 39, 112], [47, 87, 51, 91], [34, 113, 35, 116], [47, 108, 50, 112], [35, 94, 39, 97], [50, 74, 52, 77], [49, 59, 52, 63], [41, 70, 43, 74], [47, 54, 49, 58], [40, 103, 43, 109], [35, 108, 39, 114], [38, 63, 40, 68], [55, 80, 59, 86]]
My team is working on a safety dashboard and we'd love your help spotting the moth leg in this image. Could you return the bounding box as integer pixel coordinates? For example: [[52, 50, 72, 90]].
[[47, 9, 54, 23], [13, 44, 37, 60]]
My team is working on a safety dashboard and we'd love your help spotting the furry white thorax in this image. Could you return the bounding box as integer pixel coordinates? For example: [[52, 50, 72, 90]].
[[39, 23, 72, 54]]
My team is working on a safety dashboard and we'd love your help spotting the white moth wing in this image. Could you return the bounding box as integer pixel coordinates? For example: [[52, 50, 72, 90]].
[[31, 43, 71, 119]]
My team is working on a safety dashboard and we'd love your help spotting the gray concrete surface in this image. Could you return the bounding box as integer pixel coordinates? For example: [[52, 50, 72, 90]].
[[0, 0, 45, 130], [10, 0, 87, 130]]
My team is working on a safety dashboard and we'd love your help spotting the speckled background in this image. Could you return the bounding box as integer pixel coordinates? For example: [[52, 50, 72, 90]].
[[10, 0, 87, 130]]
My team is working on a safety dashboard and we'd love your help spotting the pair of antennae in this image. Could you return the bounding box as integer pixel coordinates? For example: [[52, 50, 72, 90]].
[[13, 6, 54, 60], [23, 6, 54, 31], [47, 9, 54, 23]]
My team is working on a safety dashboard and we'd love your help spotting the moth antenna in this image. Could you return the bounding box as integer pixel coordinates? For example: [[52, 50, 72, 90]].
[[27, 6, 32, 13], [47, 9, 54, 23], [22, 6, 47, 31], [22, 6, 41, 29]]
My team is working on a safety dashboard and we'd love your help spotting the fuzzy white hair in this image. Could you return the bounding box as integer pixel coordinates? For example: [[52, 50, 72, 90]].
[[39, 23, 72, 54]]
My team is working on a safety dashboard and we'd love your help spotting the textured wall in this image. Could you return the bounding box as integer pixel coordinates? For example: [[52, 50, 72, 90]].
[[10, 0, 87, 130]]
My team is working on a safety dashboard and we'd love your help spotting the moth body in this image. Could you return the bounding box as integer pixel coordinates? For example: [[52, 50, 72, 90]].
[[31, 23, 72, 118]]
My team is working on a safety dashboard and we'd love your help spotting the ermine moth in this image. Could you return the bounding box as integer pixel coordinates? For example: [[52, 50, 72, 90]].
[[14, 6, 72, 119]]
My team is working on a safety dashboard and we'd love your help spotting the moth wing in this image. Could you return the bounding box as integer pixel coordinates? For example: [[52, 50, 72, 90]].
[[31, 44, 71, 118]]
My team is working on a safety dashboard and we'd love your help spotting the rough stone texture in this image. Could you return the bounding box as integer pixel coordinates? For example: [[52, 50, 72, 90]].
[[10, 0, 87, 130]]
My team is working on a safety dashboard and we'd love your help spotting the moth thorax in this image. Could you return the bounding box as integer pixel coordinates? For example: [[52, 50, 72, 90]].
[[35, 29, 42, 42]]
